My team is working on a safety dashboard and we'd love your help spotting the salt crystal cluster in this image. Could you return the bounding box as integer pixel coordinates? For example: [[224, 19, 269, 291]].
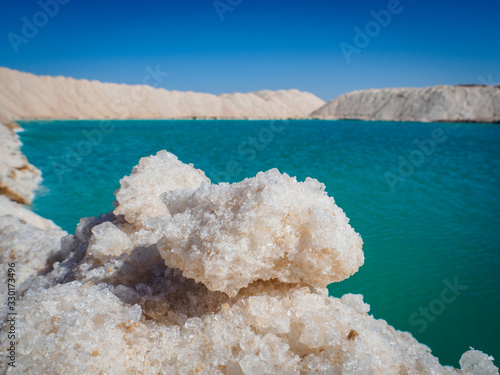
[[113, 150, 210, 225], [0, 215, 66, 304], [85, 151, 211, 257], [4, 280, 471, 374], [156, 169, 363, 296], [1, 151, 498, 374]]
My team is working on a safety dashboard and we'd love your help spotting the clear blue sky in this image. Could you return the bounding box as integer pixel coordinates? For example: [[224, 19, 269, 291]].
[[1, 0, 499, 100]]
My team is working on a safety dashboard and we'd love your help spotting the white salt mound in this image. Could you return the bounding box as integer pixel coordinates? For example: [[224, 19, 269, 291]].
[[1, 151, 497, 374], [0, 215, 67, 305], [0, 195, 60, 230], [0, 123, 41, 204], [0, 67, 326, 121], [311, 85, 500, 123], [7, 281, 484, 375], [114, 150, 210, 225], [156, 169, 363, 296]]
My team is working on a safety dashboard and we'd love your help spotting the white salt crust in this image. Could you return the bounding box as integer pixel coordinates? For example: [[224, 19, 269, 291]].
[[0, 151, 497, 374], [0, 216, 66, 303], [156, 169, 364, 296], [3, 279, 496, 374], [114, 150, 210, 225]]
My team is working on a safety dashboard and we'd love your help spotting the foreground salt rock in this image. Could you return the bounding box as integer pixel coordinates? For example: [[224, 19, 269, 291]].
[[0, 196, 60, 231], [0, 215, 67, 303], [6, 279, 482, 375], [113, 150, 210, 225], [156, 168, 363, 296], [1, 151, 498, 374], [0, 123, 41, 204]]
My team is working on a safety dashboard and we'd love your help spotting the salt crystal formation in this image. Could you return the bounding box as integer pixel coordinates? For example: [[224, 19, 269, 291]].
[[0, 215, 67, 304], [156, 169, 363, 296], [1, 151, 498, 374], [0, 196, 60, 231], [114, 150, 210, 225], [0, 123, 41, 205]]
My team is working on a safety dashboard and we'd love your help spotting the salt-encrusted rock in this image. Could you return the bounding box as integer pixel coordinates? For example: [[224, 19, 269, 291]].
[[2, 279, 496, 374], [87, 221, 131, 261], [79, 151, 211, 259], [114, 150, 210, 226], [311, 85, 500, 123], [0, 215, 66, 304], [460, 350, 499, 375], [0, 196, 59, 230], [156, 169, 363, 296], [0, 123, 41, 204]]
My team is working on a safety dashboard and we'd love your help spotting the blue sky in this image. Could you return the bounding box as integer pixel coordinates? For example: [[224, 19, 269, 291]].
[[1, 0, 499, 100]]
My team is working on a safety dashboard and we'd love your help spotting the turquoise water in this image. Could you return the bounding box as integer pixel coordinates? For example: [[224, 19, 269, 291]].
[[19, 119, 500, 367]]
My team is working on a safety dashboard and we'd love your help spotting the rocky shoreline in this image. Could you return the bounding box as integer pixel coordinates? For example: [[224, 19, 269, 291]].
[[0, 121, 41, 205]]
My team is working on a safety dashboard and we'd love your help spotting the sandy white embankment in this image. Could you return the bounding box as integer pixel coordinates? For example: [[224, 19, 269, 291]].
[[0, 67, 325, 121], [312, 85, 500, 123]]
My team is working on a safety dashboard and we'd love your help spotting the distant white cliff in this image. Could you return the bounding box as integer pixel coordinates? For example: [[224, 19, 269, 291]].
[[311, 85, 500, 123], [0, 67, 325, 120], [2, 67, 499, 123]]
